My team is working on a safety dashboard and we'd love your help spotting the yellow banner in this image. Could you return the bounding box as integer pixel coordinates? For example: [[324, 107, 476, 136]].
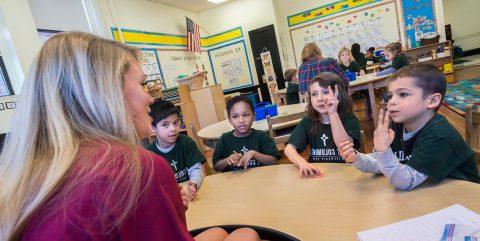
[[111, 27, 243, 48]]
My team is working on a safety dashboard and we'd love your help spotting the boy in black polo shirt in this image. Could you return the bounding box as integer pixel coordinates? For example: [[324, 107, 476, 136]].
[[147, 100, 206, 200], [340, 64, 480, 190]]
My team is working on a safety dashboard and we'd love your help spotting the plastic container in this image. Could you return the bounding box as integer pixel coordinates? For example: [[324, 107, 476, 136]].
[[345, 71, 357, 81], [254, 107, 267, 121], [254, 102, 271, 121], [265, 104, 278, 117]]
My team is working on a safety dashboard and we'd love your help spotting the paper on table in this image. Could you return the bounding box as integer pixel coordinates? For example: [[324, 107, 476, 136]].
[[357, 204, 480, 241]]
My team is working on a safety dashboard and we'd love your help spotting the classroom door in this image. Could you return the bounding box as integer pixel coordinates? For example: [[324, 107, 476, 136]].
[[248, 25, 285, 102]]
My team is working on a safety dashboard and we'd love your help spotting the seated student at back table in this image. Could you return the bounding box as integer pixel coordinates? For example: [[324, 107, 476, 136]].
[[283, 68, 300, 104], [213, 96, 281, 172], [285, 72, 361, 178], [340, 64, 480, 190], [365, 47, 380, 64], [338, 47, 365, 75], [376, 42, 409, 76], [351, 43, 367, 71], [147, 100, 205, 201]]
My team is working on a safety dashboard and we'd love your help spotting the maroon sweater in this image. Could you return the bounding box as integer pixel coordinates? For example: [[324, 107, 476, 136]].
[[20, 144, 194, 241]]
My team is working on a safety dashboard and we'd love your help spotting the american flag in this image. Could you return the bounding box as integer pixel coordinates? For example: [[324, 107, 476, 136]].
[[186, 17, 201, 53]]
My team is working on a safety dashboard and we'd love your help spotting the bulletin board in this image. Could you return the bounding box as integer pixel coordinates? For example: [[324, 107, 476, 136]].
[[0, 95, 17, 134], [289, 0, 401, 67], [208, 40, 254, 92], [155, 50, 213, 89], [401, 0, 437, 48], [140, 48, 164, 86]]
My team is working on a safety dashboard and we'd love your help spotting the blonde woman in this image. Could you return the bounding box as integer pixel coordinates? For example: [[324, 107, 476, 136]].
[[298, 43, 348, 95], [0, 32, 258, 241]]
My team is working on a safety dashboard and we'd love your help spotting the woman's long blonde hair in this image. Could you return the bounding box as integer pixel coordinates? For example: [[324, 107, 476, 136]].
[[0, 32, 149, 240], [301, 43, 322, 64]]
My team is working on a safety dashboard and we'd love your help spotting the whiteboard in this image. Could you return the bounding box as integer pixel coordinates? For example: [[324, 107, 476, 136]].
[[0, 95, 17, 134], [156, 50, 213, 89], [289, 1, 401, 66], [208, 40, 253, 91]]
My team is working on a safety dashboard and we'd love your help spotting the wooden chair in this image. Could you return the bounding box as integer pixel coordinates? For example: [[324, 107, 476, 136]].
[[465, 105, 480, 165], [267, 112, 306, 146], [189, 123, 214, 176], [359, 130, 367, 154]]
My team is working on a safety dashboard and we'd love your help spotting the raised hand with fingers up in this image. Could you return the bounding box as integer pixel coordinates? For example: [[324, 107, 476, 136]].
[[373, 109, 395, 152], [325, 85, 339, 115]]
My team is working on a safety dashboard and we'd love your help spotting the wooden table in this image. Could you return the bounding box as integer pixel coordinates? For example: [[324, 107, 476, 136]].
[[349, 73, 391, 126], [197, 103, 307, 140], [186, 164, 480, 241]]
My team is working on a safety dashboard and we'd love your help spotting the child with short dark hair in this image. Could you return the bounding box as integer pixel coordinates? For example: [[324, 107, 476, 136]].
[[147, 99, 206, 200], [365, 47, 380, 64], [285, 72, 361, 178], [213, 96, 281, 172], [283, 68, 300, 104], [340, 64, 480, 190], [376, 42, 409, 76]]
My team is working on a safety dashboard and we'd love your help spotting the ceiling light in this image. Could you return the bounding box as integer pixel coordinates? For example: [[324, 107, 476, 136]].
[[208, 0, 227, 3]]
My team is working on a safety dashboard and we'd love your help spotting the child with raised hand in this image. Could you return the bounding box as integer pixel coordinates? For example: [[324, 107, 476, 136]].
[[147, 99, 206, 201], [213, 96, 281, 172], [340, 64, 480, 190], [376, 42, 409, 76], [338, 47, 365, 75], [285, 72, 361, 178]]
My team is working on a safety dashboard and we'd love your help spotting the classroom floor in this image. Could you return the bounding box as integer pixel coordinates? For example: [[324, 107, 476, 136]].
[[203, 65, 480, 168], [453, 54, 480, 69]]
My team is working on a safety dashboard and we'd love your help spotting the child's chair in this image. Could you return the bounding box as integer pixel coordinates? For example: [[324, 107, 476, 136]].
[[359, 130, 367, 154], [189, 123, 214, 176], [465, 105, 480, 165], [266, 112, 306, 147]]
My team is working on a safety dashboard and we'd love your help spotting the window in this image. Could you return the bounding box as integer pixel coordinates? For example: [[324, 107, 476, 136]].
[[0, 56, 13, 96]]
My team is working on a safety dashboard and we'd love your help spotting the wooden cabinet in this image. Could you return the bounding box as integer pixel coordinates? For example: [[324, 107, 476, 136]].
[[403, 41, 454, 74]]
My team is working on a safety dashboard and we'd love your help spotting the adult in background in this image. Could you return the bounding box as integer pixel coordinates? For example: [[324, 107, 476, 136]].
[[298, 43, 348, 98], [0, 32, 259, 241]]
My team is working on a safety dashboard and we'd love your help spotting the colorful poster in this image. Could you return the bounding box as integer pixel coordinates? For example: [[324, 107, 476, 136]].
[[208, 40, 253, 91], [402, 0, 437, 48], [289, 1, 400, 66], [140, 48, 164, 86]]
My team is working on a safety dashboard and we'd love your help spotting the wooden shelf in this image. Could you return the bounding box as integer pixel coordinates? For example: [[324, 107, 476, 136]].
[[403, 41, 454, 74]]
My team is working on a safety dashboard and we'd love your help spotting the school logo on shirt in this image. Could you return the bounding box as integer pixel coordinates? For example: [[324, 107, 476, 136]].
[[231, 146, 260, 171], [320, 134, 329, 146], [393, 151, 411, 164], [171, 159, 189, 182], [170, 160, 178, 171]]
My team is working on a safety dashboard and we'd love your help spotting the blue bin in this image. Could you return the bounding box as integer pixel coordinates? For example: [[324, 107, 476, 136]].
[[345, 71, 357, 81], [265, 104, 278, 117], [254, 102, 271, 121], [254, 107, 266, 121]]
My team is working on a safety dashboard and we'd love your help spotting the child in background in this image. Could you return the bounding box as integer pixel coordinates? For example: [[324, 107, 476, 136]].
[[283, 68, 300, 104], [285, 72, 361, 178], [338, 47, 365, 75], [365, 47, 380, 64], [351, 43, 367, 70], [376, 42, 409, 76], [213, 96, 281, 172], [147, 100, 205, 201], [339, 64, 480, 190]]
